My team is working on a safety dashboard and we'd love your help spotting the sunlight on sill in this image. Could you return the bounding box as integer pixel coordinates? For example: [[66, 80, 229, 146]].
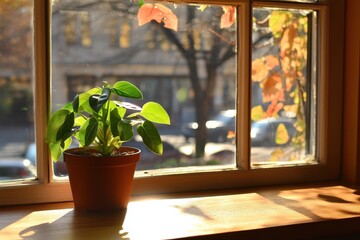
[[1, 183, 360, 239], [135, 164, 237, 177]]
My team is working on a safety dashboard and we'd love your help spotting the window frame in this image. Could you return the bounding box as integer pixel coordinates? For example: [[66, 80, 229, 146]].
[[0, 0, 345, 205]]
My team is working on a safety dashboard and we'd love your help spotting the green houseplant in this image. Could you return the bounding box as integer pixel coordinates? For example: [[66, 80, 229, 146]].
[[46, 81, 170, 211]]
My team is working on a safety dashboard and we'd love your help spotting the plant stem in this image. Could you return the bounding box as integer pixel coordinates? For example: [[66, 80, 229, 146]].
[[98, 91, 112, 156]]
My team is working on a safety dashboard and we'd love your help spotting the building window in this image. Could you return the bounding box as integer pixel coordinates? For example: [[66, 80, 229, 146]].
[[63, 11, 92, 47], [0, 0, 345, 205], [64, 12, 77, 45], [107, 16, 132, 48]]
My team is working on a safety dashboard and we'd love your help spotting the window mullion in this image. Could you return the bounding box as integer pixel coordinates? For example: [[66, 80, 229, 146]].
[[237, 2, 252, 170], [34, 0, 51, 184]]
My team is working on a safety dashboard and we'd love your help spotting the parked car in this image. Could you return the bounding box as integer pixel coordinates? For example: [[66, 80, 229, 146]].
[[182, 110, 297, 146], [182, 109, 236, 143], [251, 117, 297, 146], [123, 139, 182, 170], [0, 158, 35, 180]]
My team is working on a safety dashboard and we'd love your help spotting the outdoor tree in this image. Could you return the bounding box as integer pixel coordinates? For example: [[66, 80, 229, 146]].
[[138, 3, 237, 158], [137, 2, 310, 160], [0, 1, 33, 124]]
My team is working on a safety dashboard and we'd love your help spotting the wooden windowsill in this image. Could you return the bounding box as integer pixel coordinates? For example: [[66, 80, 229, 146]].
[[1, 182, 360, 240]]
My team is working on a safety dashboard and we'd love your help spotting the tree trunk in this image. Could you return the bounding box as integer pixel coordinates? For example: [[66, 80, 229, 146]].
[[158, 6, 235, 158]]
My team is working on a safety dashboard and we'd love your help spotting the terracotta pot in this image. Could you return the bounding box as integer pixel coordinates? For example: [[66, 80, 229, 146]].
[[64, 146, 140, 212]]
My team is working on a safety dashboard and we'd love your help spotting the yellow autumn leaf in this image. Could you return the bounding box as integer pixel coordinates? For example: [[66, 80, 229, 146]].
[[269, 11, 287, 38], [269, 148, 285, 162], [299, 16, 308, 33], [251, 105, 266, 121], [275, 123, 289, 145], [294, 119, 305, 132], [283, 104, 298, 115]]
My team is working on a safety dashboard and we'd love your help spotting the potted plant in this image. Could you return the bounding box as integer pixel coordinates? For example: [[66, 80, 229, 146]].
[[46, 81, 170, 211]]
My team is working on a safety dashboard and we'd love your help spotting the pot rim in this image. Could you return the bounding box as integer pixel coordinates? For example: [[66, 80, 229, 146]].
[[64, 146, 141, 157], [63, 146, 141, 166]]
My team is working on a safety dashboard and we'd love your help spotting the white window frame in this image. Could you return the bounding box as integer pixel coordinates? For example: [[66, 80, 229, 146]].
[[0, 0, 344, 205]]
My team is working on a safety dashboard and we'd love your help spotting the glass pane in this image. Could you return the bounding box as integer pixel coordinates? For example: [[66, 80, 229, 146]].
[[250, 8, 317, 168], [0, 1, 36, 182], [51, 1, 237, 176]]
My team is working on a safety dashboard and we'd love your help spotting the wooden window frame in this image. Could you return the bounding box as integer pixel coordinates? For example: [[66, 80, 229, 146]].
[[0, 0, 346, 205]]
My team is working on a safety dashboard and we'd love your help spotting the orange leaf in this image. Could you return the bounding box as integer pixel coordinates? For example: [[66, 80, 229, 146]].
[[227, 130, 236, 139], [280, 25, 297, 56], [266, 102, 284, 117], [137, 3, 178, 31], [262, 73, 284, 102], [220, 6, 236, 29], [265, 55, 280, 70], [252, 59, 268, 82]]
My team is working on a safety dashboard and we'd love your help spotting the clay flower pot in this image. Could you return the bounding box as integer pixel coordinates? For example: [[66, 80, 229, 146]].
[[64, 146, 141, 212]]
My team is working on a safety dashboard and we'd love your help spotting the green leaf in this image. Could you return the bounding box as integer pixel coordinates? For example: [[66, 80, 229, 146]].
[[118, 120, 133, 141], [79, 117, 98, 146], [56, 112, 75, 142], [47, 109, 72, 144], [97, 87, 111, 111], [89, 94, 100, 112], [112, 81, 143, 99], [61, 102, 73, 111], [110, 108, 133, 141], [141, 102, 170, 124], [60, 136, 73, 151], [110, 111, 120, 137], [110, 108, 125, 136], [63, 137, 74, 149], [49, 142, 62, 162], [137, 120, 163, 155], [78, 88, 101, 113], [74, 116, 86, 128], [72, 94, 79, 112]]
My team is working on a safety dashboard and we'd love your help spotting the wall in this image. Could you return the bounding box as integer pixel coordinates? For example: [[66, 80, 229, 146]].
[[343, 0, 360, 184]]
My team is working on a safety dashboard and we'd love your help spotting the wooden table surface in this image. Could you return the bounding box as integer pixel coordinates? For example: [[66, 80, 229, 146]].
[[1, 182, 360, 239]]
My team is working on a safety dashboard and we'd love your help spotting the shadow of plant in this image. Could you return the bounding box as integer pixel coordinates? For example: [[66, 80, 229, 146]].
[[175, 205, 214, 221], [18, 209, 129, 240], [317, 194, 353, 204]]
